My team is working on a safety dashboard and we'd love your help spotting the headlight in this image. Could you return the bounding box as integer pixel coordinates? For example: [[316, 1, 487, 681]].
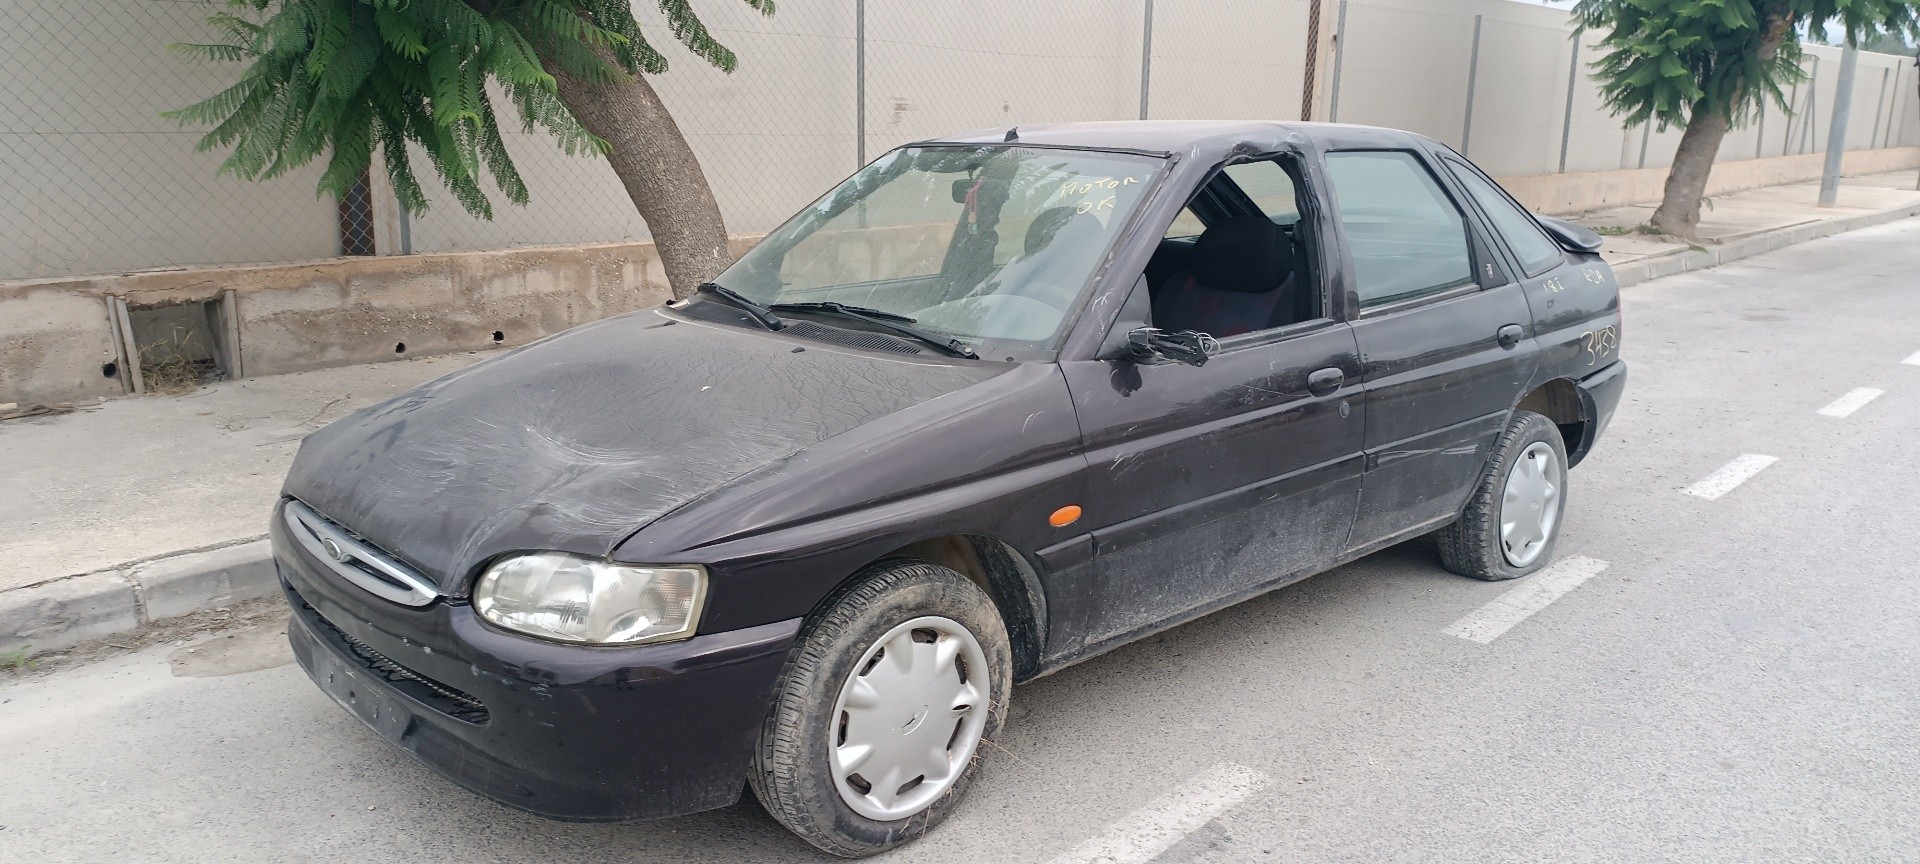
[[472, 552, 706, 645]]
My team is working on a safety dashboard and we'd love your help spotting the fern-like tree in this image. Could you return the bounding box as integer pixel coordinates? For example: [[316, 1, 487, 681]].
[[1575, 0, 1917, 237], [168, 0, 771, 299]]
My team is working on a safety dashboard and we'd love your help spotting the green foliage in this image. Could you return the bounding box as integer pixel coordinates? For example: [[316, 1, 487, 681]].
[[2, 646, 32, 672], [167, 0, 774, 219], [1575, 0, 1920, 130]]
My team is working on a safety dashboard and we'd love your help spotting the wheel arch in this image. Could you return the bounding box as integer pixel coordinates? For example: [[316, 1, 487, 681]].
[[863, 534, 1049, 682], [1514, 377, 1597, 467]]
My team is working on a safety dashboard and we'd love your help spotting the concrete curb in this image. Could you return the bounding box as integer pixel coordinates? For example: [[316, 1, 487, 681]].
[[1611, 201, 1920, 287], [1, 539, 275, 655]]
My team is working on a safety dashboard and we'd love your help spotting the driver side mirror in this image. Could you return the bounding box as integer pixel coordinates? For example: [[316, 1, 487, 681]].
[[1126, 327, 1216, 366], [1096, 276, 1216, 367]]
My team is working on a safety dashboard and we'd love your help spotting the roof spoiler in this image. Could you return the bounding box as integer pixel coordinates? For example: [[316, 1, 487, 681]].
[[1536, 214, 1603, 254]]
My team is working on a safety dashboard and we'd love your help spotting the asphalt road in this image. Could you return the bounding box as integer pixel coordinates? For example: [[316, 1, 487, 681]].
[[6, 220, 1920, 863]]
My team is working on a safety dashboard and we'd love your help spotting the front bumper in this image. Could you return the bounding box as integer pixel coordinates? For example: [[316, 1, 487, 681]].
[[273, 507, 802, 822]]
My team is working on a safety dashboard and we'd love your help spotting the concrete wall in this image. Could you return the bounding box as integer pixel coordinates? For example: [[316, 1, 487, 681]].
[[0, 0, 339, 281], [0, 239, 715, 405], [1505, 146, 1920, 215], [1328, 0, 1920, 176], [7, 0, 1918, 282]]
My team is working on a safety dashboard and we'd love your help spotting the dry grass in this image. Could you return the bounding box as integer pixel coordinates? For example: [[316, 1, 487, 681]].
[[137, 323, 222, 395]]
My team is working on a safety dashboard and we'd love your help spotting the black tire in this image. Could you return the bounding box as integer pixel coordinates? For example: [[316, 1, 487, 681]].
[[1437, 410, 1569, 581], [749, 560, 1012, 858]]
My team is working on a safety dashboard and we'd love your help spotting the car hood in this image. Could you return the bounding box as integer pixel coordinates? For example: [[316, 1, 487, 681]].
[[282, 309, 1007, 593]]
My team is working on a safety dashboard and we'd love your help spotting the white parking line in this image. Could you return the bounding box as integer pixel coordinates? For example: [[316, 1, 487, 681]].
[[1682, 454, 1779, 500], [1047, 762, 1269, 864], [1903, 349, 1920, 366], [1816, 387, 1884, 418], [1443, 557, 1611, 644]]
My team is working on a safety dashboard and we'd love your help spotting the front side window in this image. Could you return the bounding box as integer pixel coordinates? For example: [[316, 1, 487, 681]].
[[1442, 157, 1565, 277], [1324, 150, 1474, 308], [720, 146, 1163, 354]]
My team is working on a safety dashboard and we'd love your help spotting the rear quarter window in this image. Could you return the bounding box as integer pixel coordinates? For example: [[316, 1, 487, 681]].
[[1443, 157, 1566, 277]]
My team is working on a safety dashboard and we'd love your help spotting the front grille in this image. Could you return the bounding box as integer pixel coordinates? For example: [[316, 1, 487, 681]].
[[284, 499, 440, 607], [301, 599, 490, 725], [781, 321, 924, 355]]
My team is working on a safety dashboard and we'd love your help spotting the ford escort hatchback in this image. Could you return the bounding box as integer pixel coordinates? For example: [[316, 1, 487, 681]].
[[274, 121, 1625, 856]]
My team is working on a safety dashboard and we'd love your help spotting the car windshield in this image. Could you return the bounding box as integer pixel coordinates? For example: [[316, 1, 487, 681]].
[[714, 145, 1164, 355]]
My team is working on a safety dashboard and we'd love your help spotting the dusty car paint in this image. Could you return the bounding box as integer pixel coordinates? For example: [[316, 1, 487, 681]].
[[276, 120, 1626, 823]]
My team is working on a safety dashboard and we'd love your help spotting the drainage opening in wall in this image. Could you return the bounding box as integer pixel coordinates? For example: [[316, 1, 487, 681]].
[[121, 295, 238, 395]]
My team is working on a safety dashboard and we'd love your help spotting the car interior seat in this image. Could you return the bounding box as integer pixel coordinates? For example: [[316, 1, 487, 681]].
[[1151, 216, 1298, 337]]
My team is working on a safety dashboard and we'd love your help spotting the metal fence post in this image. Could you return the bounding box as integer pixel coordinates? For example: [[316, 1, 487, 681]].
[[1328, 1, 1348, 123], [1870, 66, 1889, 150], [1818, 45, 1860, 207], [1461, 14, 1483, 155], [1782, 74, 1802, 155], [1558, 28, 1581, 173], [1138, 0, 1154, 120], [396, 194, 412, 255], [1300, 0, 1322, 121], [855, 0, 866, 168], [1803, 56, 1820, 155], [1637, 122, 1651, 169], [1891, 66, 1911, 149]]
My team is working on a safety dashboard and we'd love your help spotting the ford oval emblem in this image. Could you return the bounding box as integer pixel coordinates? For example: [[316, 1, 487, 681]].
[[320, 537, 351, 563]]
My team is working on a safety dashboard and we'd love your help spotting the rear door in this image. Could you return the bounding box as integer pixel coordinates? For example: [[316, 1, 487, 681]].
[[1437, 153, 1622, 391], [1323, 149, 1537, 548]]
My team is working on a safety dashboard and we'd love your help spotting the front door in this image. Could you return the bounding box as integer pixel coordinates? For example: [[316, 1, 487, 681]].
[[1059, 321, 1364, 651]]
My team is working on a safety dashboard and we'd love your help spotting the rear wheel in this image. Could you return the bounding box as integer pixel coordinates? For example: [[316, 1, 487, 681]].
[[1438, 410, 1568, 581], [750, 560, 1011, 858]]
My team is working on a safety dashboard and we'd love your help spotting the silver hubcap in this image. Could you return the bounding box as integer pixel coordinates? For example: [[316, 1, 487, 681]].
[[1500, 441, 1561, 567], [829, 616, 990, 821]]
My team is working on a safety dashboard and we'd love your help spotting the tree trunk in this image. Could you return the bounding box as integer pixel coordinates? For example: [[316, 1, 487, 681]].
[[1648, 101, 1732, 237], [548, 65, 729, 301], [1650, 13, 1794, 237]]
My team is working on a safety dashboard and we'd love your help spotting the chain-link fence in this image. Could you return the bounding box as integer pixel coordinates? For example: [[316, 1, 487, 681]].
[[4, 0, 1918, 282]]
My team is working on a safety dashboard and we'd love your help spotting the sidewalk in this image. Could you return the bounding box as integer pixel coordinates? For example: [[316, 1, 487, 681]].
[[1586, 169, 1920, 282], [5, 169, 1919, 655]]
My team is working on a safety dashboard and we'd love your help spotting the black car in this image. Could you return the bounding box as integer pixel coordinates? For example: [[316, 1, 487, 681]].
[[274, 121, 1625, 857]]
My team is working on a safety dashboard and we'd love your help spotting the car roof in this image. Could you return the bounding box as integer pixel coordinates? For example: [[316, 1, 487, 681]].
[[920, 120, 1432, 158]]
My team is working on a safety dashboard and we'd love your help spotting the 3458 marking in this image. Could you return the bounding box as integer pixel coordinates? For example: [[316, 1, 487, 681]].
[[1578, 325, 1618, 366]]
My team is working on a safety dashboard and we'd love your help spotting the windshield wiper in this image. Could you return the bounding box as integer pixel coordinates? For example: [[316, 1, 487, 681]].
[[771, 302, 978, 359], [696, 282, 784, 330], [769, 301, 917, 323]]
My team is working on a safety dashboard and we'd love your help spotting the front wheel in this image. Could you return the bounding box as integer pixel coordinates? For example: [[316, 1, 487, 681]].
[[1437, 410, 1569, 581], [750, 560, 1011, 858]]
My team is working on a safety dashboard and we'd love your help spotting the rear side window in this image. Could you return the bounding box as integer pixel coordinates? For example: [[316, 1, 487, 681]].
[[1163, 206, 1204, 239], [1443, 157, 1565, 277], [1221, 161, 1300, 225], [1323, 151, 1475, 308]]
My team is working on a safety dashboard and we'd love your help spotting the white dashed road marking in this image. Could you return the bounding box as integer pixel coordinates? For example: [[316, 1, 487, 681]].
[[1443, 556, 1611, 644], [1047, 762, 1269, 864], [1816, 387, 1884, 418], [1903, 349, 1920, 366], [1682, 454, 1779, 500]]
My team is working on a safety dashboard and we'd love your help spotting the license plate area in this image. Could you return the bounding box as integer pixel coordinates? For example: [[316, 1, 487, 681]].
[[308, 635, 416, 744]]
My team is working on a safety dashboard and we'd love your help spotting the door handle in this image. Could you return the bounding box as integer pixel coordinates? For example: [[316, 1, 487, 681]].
[[1307, 367, 1344, 396], [1496, 324, 1525, 349]]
